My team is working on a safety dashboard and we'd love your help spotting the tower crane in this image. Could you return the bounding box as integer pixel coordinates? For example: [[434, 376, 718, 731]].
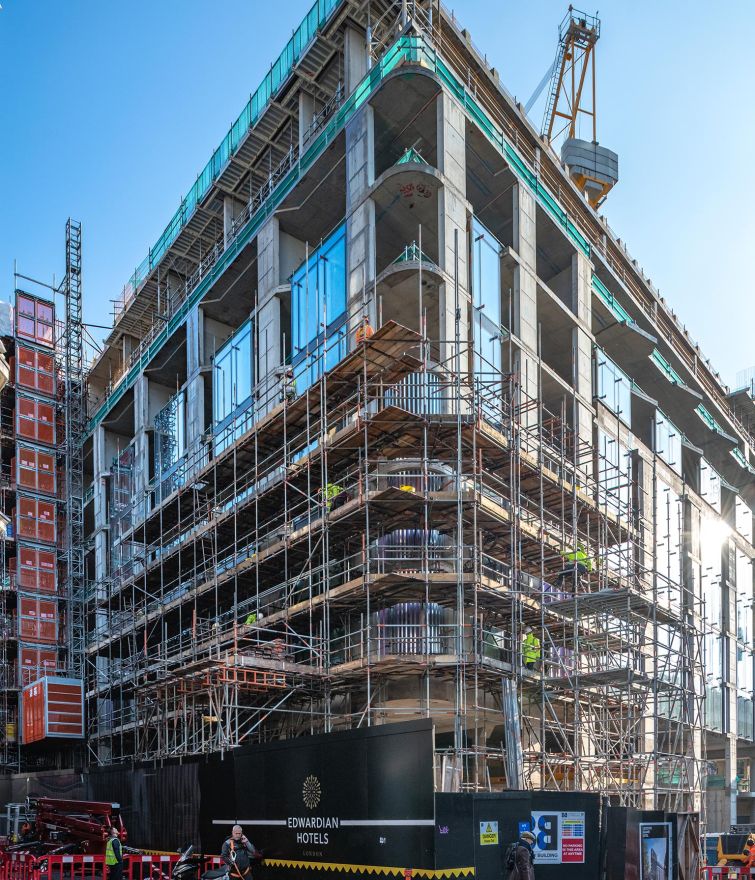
[[527, 6, 618, 208]]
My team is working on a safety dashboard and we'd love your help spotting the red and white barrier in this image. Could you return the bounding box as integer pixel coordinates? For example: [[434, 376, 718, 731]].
[[702, 867, 755, 879], [125, 855, 180, 880]]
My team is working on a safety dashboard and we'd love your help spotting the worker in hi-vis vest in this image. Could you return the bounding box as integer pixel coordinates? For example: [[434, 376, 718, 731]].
[[556, 543, 593, 590], [105, 827, 123, 880], [522, 626, 541, 671]]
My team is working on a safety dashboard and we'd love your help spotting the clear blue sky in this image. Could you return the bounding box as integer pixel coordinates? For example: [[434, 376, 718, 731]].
[[1, 0, 753, 386]]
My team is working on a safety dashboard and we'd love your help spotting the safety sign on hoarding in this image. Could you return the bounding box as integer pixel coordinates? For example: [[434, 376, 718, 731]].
[[479, 821, 499, 846], [527, 811, 585, 864]]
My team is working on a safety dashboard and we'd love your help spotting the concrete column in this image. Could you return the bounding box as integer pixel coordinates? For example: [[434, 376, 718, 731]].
[[185, 304, 206, 470], [344, 24, 367, 97], [436, 91, 469, 376], [223, 196, 246, 248], [133, 375, 150, 525], [511, 183, 538, 424], [571, 251, 594, 471], [346, 105, 376, 337], [299, 91, 315, 154], [256, 217, 282, 415], [724, 535, 739, 824], [723, 736, 738, 827]]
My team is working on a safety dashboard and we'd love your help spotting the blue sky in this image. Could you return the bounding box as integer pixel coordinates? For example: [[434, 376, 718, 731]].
[[1, 0, 753, 386]]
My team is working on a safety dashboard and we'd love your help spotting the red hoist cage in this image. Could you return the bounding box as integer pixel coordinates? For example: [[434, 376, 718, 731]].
[[10, 292, 61, 707]]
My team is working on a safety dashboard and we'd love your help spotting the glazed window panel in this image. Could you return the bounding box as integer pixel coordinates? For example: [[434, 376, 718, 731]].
[[655, 411, 681, 474], [596, 350, 632, 424], [212, 320, 254, 453], [472, 217, 501, 326], [154, 389, 187, 500], [598, 429, 631, 515], [471, 218, 504, 423], [705, 631, 723, 732], [655, 479, 683, 619], [700, 459, 722, 512], [291, 225, 347, 393], [700, 513, 725, 629]]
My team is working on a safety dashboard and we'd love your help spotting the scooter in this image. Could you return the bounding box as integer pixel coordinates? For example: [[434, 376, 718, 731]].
[[150, 846, 206, 880]]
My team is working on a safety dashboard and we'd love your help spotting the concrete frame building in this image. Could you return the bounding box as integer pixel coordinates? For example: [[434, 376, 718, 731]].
[[8, 0, 751, 829]]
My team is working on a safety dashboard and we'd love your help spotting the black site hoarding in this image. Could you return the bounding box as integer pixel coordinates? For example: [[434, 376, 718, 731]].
[[435, 791, 602, 880], [202, 719, 436, 873]]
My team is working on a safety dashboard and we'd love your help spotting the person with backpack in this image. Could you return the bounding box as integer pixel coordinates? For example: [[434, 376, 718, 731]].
[[505, 830, 536, 880]]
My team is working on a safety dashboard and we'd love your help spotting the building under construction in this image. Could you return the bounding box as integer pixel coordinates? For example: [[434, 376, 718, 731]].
[[2, 0, 754, 833]]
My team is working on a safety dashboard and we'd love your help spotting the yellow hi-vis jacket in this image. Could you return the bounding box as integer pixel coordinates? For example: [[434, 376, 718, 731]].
[[106, 837, 121, 866], [323, 483, 343, 510], [522, 632, 541, 664], [562, 546, 593, 572]]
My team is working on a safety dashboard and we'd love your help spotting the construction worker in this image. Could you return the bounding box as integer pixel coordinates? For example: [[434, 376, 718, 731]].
[[281, 367, 296, 403], [355, 318, 374, 344], [505, 829, 536, 879], [556, 543, 593, 591], [18, 821, 34, 844], [222, 825, 260, 880], [521, 626, 541, 671], [105, 826, 124, 880], [323, 482, 348, 513]]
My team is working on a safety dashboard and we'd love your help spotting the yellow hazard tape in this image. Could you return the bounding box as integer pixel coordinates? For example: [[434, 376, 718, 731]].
[[262, 859, 474, 878]]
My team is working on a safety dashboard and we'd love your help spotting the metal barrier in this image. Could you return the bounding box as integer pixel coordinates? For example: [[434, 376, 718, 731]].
[[36, 855, 106, 880], [702, 867, 755, 878], [124, 855, 180, 880], [1, 852, 40, 880], [0, 853, 227, 880]]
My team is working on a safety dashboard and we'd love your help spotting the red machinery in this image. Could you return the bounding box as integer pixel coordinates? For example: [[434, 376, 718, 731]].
[[3, 798, 126, 855]]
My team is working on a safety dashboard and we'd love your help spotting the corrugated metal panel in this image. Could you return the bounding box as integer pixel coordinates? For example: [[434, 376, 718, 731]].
[[45, 680, 84, 737], [21, 679, 45, 744], [21, 677, 84, 743]]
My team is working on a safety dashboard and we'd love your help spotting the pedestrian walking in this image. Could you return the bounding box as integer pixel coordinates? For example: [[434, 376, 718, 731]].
[[505, 829, 536, 880]]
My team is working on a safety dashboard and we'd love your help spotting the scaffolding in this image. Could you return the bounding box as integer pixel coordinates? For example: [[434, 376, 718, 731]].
[[62, 218, 86, 681], [85, 302, 705, 811]]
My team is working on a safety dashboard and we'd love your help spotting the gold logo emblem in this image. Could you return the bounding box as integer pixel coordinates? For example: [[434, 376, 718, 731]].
[[302, 775, 321, 810]]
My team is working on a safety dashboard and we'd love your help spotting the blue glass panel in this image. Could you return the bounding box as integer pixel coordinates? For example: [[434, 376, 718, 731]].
[[212, 319, 254, 453], [471, 217, 501, 327], [290, 224, 347, 393]]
